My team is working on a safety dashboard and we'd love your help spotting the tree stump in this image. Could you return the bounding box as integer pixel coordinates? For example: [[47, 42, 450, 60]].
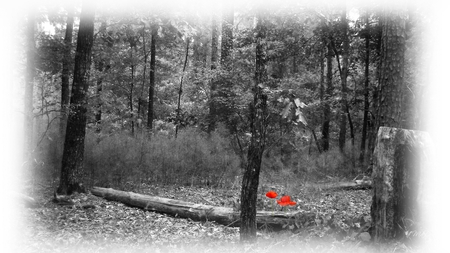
[[370, 127, 432, 242]]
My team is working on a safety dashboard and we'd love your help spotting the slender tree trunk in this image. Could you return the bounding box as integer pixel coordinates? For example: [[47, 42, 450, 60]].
[[127, 30, 139, 135], [208, 16, 219, 132], [338, 9, 349, 152], [311, 128, 322, 153], [175, 39, 190, 138], [240, 13, 268, 242], [211, 17, 219, 70], [321, 39, 333, 151], [359, 13, 371, 166], [94, 21, 112, 134], [346, 105, 354, 145], [138, 25, 148, 127], [57, 3, 95, 195], [60, 7, 74, 135], [94, 22, 106, 134], [24, 11, 36, 169], [130, 50, 135, 135], [95, 70, 103, 133], [147, 25, 157, 131], [319, 42, 325, 150], [292, 55, 297, 74]]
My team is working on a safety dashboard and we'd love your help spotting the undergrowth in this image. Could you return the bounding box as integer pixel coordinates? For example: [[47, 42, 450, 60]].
[[27, 116, 366, 191]]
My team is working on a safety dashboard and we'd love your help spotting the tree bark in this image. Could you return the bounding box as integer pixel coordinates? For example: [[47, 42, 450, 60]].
[[60, 7, 74, 135], [147, 25, 157, 131], [57, 3, 95, 195], [91, 187, 315, 230], [375, 10, 406, 130], [370, 127, 430, 242], [240, 13, 268, 242]]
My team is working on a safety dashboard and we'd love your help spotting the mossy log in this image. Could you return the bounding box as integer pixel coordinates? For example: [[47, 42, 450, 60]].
[[370, 127, 431, 242], [91, 187, 315, 230]]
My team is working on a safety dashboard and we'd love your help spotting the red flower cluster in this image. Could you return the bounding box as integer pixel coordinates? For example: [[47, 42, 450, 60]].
[[277, 195, 296, 206], [265, 191, 278, 199], [265, 191, 296, 206]]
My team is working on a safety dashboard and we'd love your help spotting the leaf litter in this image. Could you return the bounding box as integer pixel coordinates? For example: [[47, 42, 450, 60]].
[[17, 183, 420, 252]]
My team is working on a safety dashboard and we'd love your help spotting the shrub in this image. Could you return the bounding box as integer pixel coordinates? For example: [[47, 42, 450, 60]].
[[259, 138, 360, 190], [84, 127, 241, 189]]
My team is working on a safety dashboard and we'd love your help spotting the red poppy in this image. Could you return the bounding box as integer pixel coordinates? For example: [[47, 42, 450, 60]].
[[280, 195, 291, 203], [265, 191, 278, 199], [277, 195, 296, 206], [277, 199, 290, 206]]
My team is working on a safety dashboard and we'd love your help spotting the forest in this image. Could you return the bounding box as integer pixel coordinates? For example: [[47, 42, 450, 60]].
[[8, 0, 437, 252]]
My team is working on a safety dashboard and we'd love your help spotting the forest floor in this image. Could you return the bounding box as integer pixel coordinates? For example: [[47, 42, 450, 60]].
[[16, 182, 421, 253]]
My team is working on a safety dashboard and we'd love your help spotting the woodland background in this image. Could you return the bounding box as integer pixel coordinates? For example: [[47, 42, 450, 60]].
[[0, 0, 449, 252], [18, 0, 426, 188]]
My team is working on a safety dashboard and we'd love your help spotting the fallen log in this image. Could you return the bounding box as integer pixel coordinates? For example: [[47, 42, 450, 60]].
[[325, 181, 372, 191], [12, 191, 38, 208], [91, 187, 315, 230]]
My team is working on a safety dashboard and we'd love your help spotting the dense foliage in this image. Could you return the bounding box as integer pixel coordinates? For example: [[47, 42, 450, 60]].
[[24, 2, 424, 192]]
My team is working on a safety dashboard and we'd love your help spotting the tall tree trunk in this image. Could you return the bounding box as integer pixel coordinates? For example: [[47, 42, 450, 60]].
[[129, 55, 135, 135], [370, 8, 408, 243], [175, 39, 190, 138], [208, 16, 219, 132], [138, 25, 148, 127], [375, 10, 406, 129], [321, 38, 333, 152], [60, 7, 74, 135], [95, 70, 103, 133], [319, 44, 325, 149], [210, 17, 219, 70], [24, 11, 36, 169], [94, 21, 107, 134], [367, 24, 382, 159], [240, 13, 268, 242], [57, 3, 95, 195], [128, 31, 138, 135], [338, 9, 349, 152], [359, 13, 371, 166], [147, 25, 157, 131], [292, 55, 297, 74]]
